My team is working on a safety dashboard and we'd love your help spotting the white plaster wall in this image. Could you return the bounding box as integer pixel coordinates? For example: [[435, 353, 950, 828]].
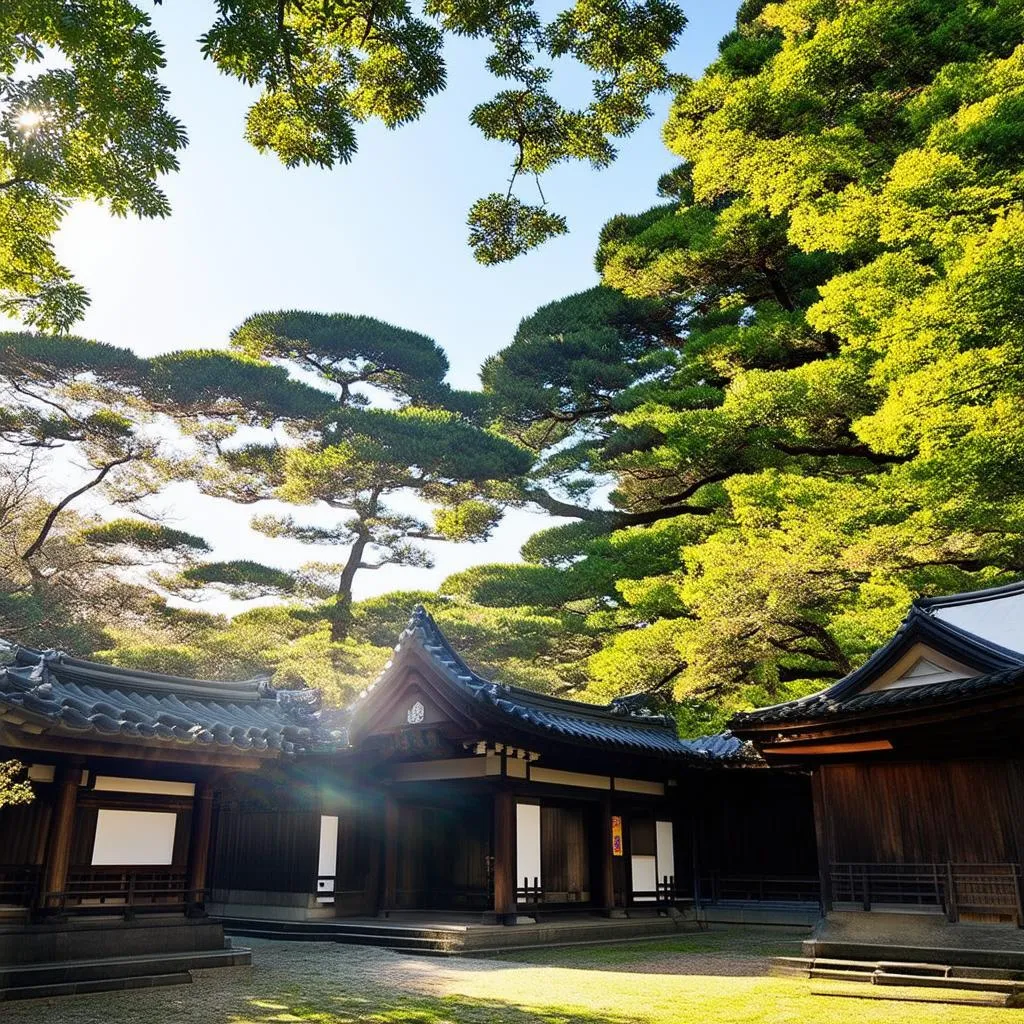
[[91, 809, 177, 866], [656, 821, 676, 884], [516, 803, 542, 889]]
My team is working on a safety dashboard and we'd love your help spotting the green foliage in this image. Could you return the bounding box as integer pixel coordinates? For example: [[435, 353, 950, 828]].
[[467, 196, 568, 265], [470, 0, 1024, 717], [0, 1, 186, 328], [0, 760, 31, 809], [1, 0, 686, 320], [177, 560, 300, 598], [81, 520, 211, 554]]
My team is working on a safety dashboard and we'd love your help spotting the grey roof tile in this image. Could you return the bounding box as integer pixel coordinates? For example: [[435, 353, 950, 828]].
[[0, 642, 329, 756]]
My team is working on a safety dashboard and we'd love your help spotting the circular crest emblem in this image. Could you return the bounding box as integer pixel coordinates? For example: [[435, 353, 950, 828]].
[[407, 700, 425, 725]]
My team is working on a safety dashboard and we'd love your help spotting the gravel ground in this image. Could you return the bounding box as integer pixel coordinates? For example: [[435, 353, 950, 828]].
[[1, 928, 1018, 1024], [0, 930, 792, 1023]]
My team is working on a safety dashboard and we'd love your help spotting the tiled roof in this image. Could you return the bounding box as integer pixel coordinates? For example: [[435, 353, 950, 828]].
[[678, 731, 761, 763], [0, 642, 331, 755], [360, 606, 738, 762], [733, 666, 1024, 726], [733, 588, 1024, 729]]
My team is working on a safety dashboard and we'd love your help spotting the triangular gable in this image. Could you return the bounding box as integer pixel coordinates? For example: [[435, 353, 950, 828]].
[[346, 631, 484, 748], [826, 608, 1023, 703], [860, 644, 980, 693]]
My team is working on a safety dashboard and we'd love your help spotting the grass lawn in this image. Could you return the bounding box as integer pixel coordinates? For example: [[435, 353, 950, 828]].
[[4, 929, 1024, 1023]]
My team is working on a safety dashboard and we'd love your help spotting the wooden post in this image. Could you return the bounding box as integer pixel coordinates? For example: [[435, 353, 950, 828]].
[[360, 799, 383, 917], [493, 790, 516, 925], [599, 797, 616, 916], [187, 782, 215, 915], [381, 794, 399, 917], [40, 765, 81, 913], [810, 769, 832, 916]]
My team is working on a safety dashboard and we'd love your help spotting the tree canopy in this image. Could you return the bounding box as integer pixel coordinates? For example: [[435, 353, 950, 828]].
[[466, 0, 1024, 726], [1, 0, 687, 332], [7, 0, 1024, 738]]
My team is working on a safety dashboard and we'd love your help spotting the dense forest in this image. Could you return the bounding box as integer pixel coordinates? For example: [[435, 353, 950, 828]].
[[2, 0, 1023, 735]]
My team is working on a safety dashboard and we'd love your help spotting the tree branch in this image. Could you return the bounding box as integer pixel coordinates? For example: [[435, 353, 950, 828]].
[[22, 456, 134, 561]]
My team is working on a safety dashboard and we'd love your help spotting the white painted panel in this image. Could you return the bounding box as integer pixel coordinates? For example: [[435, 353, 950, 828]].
[[91, 809, 176, 866], [94, 776, 195, 797], [631, 855, 657, 901], [656, 821, 675, 886], [516, 803, 542, 890], [317, 815, 339, 901]]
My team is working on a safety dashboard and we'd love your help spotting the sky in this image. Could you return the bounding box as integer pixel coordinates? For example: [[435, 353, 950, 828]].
[[33, 0, 740, 611]]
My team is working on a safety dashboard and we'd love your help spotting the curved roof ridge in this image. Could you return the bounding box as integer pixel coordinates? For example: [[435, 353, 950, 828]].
[[1, 638, 306, 704], [406, 605, 678, 730], [916, 577, 1024, 611]]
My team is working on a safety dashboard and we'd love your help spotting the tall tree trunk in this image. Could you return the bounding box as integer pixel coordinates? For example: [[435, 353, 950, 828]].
[[330, 531, 369, 642]]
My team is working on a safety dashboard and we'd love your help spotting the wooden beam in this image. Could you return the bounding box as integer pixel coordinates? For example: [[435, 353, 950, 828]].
[[598, 797, 615, 915], [493, 790, 516, 925], [762, 739, 894, 756], [187, 782, 215, 912], [40, 765, 81, 911], [0, 727, 266, 770]]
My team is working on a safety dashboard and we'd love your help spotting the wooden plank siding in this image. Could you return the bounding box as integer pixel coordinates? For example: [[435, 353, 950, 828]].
[[540, 805, 590, 902], [210, 809, 320, 893], [697, 771, 818, 879], [816, 760, 1024, 865]]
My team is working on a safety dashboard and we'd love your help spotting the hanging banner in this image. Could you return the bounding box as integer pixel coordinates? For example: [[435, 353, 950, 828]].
[[611, 815, 623, 856]]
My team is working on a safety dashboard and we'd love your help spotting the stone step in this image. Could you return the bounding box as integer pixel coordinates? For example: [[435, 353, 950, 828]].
[[876, 960, 951, 976], [221, 918, 463, 942], [874, 972, 1024, 994], [805, 940, 1024, 973], [0, 971, 193, 1002], [223, 925, 459, 952], [811, 980, 1016, 1008], [0, 946, 251, 999]]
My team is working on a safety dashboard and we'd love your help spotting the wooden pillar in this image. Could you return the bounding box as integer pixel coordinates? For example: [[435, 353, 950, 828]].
[[40, 765, 81, 912], [381, 794, 399, 916], [811, 768, 831, 916], [359, 798, 383, 918], [493, 790, 516, 925], [187, 782, 215, 914], [599, 797, 616, 915]]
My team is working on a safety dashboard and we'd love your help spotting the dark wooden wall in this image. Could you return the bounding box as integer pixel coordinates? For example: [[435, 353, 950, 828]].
[[541, 805, 590, 900], [392, 800, 490, 909], [695, 770, 817, 877], [816, 759, 1024, 865], [211, 809, 319, 893], [0, 797, 52, 865]]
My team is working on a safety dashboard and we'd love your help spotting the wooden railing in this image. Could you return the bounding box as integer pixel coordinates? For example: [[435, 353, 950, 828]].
[[829, 862, 1024, 924], [696, 872, 821, 905], [632, 875, 686, 906], [43, 868, 205, 917], [0, 866, 40, 907], [392, 886, 492, 910], [517, 876, 543, 905]]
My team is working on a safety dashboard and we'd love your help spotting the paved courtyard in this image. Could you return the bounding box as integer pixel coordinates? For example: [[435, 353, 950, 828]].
[[4, 927, 1024, 1024]]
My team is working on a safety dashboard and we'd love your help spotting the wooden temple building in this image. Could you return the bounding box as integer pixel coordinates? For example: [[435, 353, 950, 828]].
[[732, 580, 1024, 930], [2, 583, 1024, 987]]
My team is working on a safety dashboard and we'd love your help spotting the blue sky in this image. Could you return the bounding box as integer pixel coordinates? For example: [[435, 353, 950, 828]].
[[47, 1, 740, 609]]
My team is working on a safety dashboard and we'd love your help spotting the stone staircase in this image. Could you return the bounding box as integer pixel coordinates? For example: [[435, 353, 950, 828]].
[[0, 945, 252, 1002], [774, 951, 1024, 1007], [222, 913, 687, 955]]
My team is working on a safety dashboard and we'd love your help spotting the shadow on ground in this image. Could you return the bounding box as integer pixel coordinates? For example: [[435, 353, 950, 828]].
[[233, 990, 641, 1024]]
